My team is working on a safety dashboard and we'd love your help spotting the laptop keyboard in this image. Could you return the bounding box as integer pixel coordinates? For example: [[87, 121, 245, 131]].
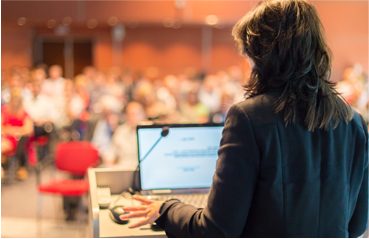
[[146, 194, 208, 208]]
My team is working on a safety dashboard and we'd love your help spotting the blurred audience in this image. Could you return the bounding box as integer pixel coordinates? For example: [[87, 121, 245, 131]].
[[2, 62, 367, 182], [337, 64, 368, 122]]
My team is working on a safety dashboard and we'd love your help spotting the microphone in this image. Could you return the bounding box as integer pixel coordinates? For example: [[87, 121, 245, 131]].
[[139, 126, 169, 164], [161, 127, 169, 137]]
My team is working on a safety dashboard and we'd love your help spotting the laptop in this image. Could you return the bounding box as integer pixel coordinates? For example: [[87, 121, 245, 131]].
[[136, 123, 224, 208]]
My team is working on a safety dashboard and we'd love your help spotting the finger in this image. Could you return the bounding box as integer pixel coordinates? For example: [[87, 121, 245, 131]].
[[132, 195, 152, 205], [120, 211, 148, 220], [128, 218, 150, 228], [146, 210, 160, 223], [123, 206, 148, 212]]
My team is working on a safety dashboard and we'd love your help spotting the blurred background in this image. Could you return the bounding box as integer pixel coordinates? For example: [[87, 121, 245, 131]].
[[3, 1, 368, 77], [1, 0, 368, 237]]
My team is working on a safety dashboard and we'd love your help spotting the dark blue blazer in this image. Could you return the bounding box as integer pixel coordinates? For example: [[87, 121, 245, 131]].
[[156, 93, 368, 237]]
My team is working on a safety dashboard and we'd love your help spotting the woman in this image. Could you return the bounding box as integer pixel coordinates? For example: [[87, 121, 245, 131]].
[[2, 87, 34, 180], [121, 0, 368, 237]]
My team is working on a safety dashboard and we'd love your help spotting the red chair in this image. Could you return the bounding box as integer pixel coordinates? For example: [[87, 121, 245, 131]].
[[38, 141, 99, 195], [37, 141, 99, 233]]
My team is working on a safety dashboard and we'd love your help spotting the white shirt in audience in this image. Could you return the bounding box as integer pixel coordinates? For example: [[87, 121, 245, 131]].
[[23, 94, 59, 124], [41, 77, 65, 98], [112, 124, 138, 170], [199, 88, 221, 113], [41, 77, 66, 127]]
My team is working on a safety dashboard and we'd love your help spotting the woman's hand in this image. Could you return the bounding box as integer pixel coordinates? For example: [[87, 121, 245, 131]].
[[120, 195, 164, 228]]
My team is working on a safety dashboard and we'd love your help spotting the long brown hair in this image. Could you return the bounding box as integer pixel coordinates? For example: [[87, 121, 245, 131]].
[[232, 0, 353, 131]]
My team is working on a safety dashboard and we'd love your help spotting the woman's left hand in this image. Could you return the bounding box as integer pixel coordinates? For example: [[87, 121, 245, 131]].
[[120, 195, 164, 228]]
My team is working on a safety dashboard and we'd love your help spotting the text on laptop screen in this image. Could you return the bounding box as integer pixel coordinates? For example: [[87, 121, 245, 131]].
[[137, 125, 224, 191]]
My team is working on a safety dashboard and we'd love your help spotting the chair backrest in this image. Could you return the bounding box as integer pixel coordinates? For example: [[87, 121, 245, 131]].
[[55, 141, 99, 176]]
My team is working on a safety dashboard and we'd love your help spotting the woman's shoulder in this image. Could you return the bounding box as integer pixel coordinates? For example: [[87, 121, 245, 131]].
[[350, 110, 368, 134], [231, 93, 278, 123]]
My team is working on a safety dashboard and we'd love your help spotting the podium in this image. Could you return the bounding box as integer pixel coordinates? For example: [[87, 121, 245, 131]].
[[88, 168, 166, 238]]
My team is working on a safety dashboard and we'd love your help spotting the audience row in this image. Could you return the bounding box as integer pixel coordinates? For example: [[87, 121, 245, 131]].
[[1, 63, 367, 180]]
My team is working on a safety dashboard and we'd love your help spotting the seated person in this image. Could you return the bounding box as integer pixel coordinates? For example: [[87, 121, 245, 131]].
[[108, 101, 147, 169], [91, 96, 121, 164], [2, 87, 34, 180], [180, 88, 210, 123]]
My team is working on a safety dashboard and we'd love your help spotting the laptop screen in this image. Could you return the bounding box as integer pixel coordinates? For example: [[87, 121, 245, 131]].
[[137, 124, 224, 191]]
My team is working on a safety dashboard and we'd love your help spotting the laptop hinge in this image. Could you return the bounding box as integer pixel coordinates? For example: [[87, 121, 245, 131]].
[[151, 189, 172, 195]]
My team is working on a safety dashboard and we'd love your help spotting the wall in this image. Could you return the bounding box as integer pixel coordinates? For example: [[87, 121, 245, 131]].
[[121, 27, 203, 75], [1, 25, 33, 80], [112, 26, 242, 75], [1, 1, 368, 81], [315, 1, 368, 81]]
